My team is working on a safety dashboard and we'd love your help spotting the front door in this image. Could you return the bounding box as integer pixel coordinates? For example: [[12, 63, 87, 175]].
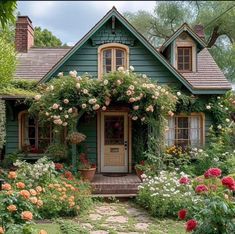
[[101, 112, 128, 173]]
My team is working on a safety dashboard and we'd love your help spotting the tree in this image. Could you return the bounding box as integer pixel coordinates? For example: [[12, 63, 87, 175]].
[[0, 1, 17, 28], [124, 1, 235, 82], [0, 37, 16, 86], [34, 27, 64, 47]]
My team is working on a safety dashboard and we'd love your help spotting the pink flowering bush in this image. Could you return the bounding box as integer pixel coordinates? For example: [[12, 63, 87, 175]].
[[178, 168, 235, 233]]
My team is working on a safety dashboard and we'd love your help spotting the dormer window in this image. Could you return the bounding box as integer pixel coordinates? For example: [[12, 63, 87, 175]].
[[98, 43, 129, 79], [177, 47, 192, 72]]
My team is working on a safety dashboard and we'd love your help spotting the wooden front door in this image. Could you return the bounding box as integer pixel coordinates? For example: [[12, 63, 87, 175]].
[[101, 112, 128, 173]]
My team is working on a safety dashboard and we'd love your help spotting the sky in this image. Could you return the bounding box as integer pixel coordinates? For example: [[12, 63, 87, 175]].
[[17, 1, 156, 46]]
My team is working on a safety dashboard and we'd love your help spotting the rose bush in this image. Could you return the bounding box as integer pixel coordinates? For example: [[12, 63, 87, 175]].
[[178, 168, 235, 233], [29, 68, 177, 129], [137, 170, 196, 217]]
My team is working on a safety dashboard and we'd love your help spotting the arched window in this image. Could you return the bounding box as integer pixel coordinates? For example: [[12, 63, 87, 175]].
[[18, 111, 53, 154], [98, 43, 129, 79]]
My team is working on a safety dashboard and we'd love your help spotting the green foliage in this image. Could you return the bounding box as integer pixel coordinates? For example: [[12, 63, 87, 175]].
[[34, 27, 65, 47], [0, 1, 17, 29], [137, 170, 195, 217], [1, 151, 24, 168], [0, 100, 6, 150], [56, 219, 89, 234], [45, 143, 68, 162], [0, 37, 16, 86]]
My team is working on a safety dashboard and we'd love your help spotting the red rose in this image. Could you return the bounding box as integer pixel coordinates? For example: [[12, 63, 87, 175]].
[[179, 177, 190, 184], [195, 184, 208, 193], [178, 209, 187, 220], [64, 171, 73, 178], [185, 219, 197, 232], [204, 170, 210, 179], [221, 176, 235, 191], [55, 163, 63, 171], [206, 168, 222, 178]]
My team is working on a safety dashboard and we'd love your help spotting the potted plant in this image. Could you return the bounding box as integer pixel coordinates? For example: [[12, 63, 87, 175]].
[[78, 153, 96, 182], [135, 160, 146, 181]]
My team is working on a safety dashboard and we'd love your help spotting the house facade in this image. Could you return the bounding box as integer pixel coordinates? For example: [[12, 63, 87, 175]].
[[2, 7, 231, 173]]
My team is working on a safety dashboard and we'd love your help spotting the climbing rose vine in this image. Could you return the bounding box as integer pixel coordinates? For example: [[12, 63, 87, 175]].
[[29, 68, 177, 128]]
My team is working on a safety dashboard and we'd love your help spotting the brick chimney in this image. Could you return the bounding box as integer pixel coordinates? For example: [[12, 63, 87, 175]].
[[15, 16, 34, 53], [193, 25, 205, 40]]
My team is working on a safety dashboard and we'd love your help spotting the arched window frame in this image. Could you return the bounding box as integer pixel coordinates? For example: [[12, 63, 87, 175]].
[[98, 43, 129, 79], [18, 111, 53, 154]]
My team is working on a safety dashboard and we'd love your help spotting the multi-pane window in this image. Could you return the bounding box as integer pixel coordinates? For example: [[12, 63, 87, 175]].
[[166, 114, 203, 148], [19, 112, 53, 153], [177, 47, 192, 71], [102, 48, 126, 74]]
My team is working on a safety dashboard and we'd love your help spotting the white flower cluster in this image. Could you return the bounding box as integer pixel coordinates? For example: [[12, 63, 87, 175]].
[[14, 157, 56, 184], [138, 170, 194, 201]]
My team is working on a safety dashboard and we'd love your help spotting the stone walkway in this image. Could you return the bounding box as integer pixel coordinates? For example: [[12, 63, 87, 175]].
[[74, 201, 184, 234]]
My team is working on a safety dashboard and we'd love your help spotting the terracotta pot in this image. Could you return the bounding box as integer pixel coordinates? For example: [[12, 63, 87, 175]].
[[78, 167, 96, 182], [135, 167, 144, 181]]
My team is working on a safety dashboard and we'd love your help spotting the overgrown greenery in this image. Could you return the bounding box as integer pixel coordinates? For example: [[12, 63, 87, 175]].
[[0, 0, 17, 28], [124, 1, 235, 81], [0, 100, 6, 151]]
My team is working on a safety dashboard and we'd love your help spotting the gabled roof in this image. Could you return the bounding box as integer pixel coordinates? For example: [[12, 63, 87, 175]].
[[15, 48, 70, 80], [180, 48, 231, 92], [38, 7, 196, 93], [160, 23, 207, 52]]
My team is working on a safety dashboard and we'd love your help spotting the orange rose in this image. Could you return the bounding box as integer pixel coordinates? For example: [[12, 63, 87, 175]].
[[39, 230, 47, 234], [16, 182, 25, 189], [8, 171, 17, 179], [69, 201, 75, 208], [35, 186, 42, 193], [7, 190, 13, 195], [0, 226, 4, 234], [29, 189, 37, 196], [19, 190, 30, 199], [21, 211, 33, 221], [7, 205, 17, 212], [29, 197, 38, 204], [37, 200, 43, 207], [2, 183, 11, 191]]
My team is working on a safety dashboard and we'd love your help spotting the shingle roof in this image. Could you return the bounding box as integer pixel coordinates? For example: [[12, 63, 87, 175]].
[[180, 48, 231, 90], [14, 48, 70, 80]]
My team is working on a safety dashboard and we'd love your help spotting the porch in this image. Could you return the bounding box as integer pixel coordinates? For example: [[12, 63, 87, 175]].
[[91, 174, 142, 197]]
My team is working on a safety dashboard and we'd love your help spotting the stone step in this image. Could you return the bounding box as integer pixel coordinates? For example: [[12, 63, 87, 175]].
[[92, 193, 137, 198]]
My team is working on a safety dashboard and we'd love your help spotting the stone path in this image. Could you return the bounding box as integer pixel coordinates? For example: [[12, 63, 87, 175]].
[[74, 201, 184, 234]]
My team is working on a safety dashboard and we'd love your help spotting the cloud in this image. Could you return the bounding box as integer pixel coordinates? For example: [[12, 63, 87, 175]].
[[17, 1, 156, 44]]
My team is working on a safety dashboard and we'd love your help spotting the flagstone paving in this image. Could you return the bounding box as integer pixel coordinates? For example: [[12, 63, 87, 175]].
[[74, 201, 185, 234]]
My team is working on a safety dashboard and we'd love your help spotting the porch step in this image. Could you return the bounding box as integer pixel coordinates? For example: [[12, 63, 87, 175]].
[[91, 174, 141, 197]]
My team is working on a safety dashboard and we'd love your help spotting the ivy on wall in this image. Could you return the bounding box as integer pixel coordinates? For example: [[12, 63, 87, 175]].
[[0, 100, 6, 150]]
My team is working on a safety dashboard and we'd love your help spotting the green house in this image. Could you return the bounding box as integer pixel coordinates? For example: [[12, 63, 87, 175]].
[[1, 7, 231, 173]]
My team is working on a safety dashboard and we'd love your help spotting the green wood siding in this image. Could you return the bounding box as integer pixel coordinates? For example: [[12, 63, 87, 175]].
[[77, 115, 97, 163]]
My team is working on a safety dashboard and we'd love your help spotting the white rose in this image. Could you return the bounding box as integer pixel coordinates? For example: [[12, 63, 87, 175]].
[[34, 95, 41, 101], [58, 72, 63, 77], [206, 105, 211, 110], [59, 107, 63, 111], [132, 116, 138, 120], [161, 88, 166, 93], [129, 85, 135, 91], [217, 124, 222, 129], [142, 74, 147, 79], [141, 117, 145, 122], [76, 83, 80, 89], [68, 108, 73, 113], [129, 65, 134, 71], [126, 90, 132, 96], [92, 104, 100, 110], [69, 70, 77, 78], [63, 99, 69, 104], [177, 91, 181, 96], [133, 105, 139, 110], [83, 89, 88, 94], [64, 115, 69, 119], [225, 118, 230, 123], [50, 85, 54, 91], [129, 97, 136, 103], [82, 104, 87, 109], [45, 112, 49, 116], [102, 106, 107, 111], [116, 80, 122, 85], [117, 66, 124, 72], [62, 122, 68, 126], [52, 103, 59, 109], [103, 79, 109, 85]]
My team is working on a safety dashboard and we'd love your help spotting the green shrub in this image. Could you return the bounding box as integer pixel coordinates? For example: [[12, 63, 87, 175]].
[[56, 219, 89, 234]]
